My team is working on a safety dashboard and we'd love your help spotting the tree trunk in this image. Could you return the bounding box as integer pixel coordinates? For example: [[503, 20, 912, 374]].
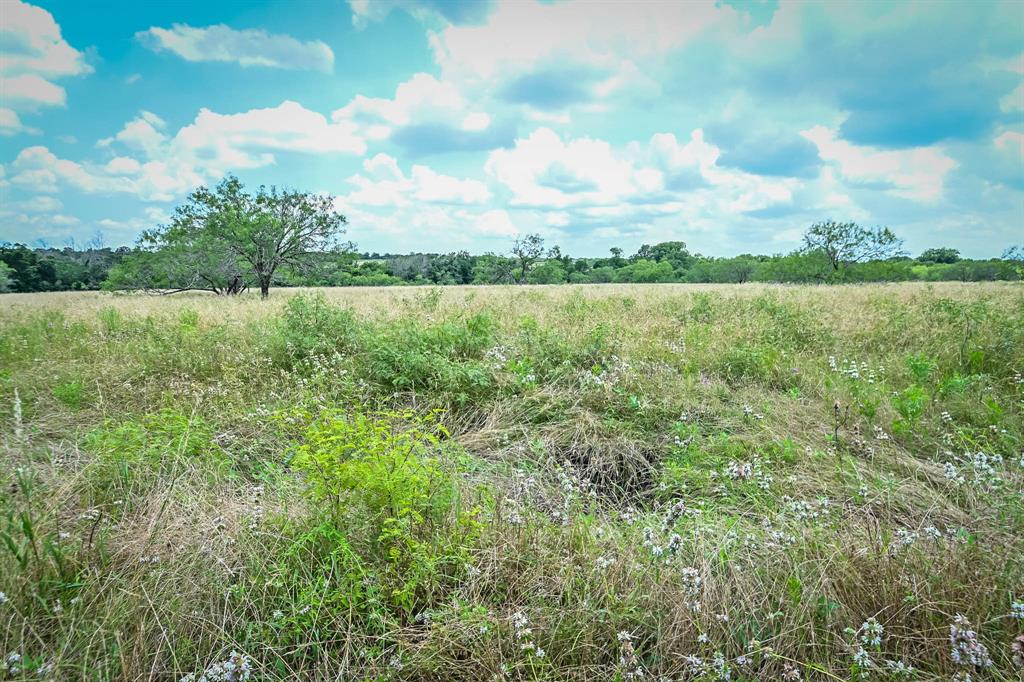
[[260, 279, 270, 300]]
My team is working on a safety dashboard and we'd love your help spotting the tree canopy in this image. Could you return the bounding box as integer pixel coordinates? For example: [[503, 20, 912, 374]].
[[117, 176, 348, 298], [802, 220, 906, 271]]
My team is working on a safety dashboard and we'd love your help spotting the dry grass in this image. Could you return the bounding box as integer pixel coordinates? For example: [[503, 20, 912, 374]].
[[1, 282, 1022, 680]]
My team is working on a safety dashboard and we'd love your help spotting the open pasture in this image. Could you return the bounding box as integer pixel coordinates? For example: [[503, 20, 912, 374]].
[[1, 282, 1022, 680]]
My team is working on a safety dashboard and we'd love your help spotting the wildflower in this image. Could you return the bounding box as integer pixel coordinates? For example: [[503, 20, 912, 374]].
[[271, 610, 283, 620], [4, 652, 22, 676], [726, 460, 753, 480], [388, 655, 403, 671], [0, 592, 6, 604], [662, 498, 698, 530], [1011, 601, 1024, 620], [680, 567, 702, 611], [511, 611, 543, 657], [949, 614, 992, 668], [943, 462, 965, 485], [711, 651, 731, 680], [616, 631, 644, 679], [782, 663, 801, 680], [191, 650, 251, 682], [884, 659, 915, 678], [860, 617, 884, 647], [892, 528, 919, 552], [852, 647, 873, 668], [596, 554, 614, 570]]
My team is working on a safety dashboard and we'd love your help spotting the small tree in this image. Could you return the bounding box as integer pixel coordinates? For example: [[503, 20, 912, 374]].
[[802, 220, 905, 271], [511, 233, 545, 284], [151, 176, 348, 299]]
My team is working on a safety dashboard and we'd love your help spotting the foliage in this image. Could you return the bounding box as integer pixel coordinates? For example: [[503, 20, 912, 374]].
[[918, 247, 961, 264], [801, 220, 907, 270], [510, 233, 545, 283], [6, 221, 1024, 295], [127, 176, 349, 298]]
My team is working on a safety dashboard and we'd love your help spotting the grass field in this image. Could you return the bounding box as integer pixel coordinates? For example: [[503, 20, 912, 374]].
[[1, 282, 1023, 681]]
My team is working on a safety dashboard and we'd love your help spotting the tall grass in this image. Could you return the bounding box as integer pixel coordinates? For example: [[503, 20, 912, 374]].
[[1, 282, 1022, 680]]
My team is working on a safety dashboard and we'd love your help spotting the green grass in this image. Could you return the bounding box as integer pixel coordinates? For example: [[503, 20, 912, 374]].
[[1, 282, 1022, 680]]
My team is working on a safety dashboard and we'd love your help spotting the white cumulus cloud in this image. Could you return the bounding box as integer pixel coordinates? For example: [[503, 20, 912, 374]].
[[801, 125, 957, 202], [136, 23, 334, 72], [0, 0, 91, 113]]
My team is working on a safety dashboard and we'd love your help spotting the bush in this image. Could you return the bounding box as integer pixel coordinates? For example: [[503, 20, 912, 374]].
[[361, 313, 496, 404], [291, 409, 478, 615], [279, 293, 360, 361]]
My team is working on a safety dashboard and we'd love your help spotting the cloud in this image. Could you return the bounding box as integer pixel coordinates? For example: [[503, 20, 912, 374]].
[[10, 145, 131, 194], [0, 0, 91, 111], [480, 126, 799, 239], [485, 128, 662, 209], [333, 72, 511, 155], [0, 210, 82, 244], [342, 152, 491, 207], [136, 24, 334, 72], [705, 120, 822, 179], [10, 101, 366, 202], [0, 107, 40, 136], [348, 0, 497, 29], [429, 0, 725, 84], [704, 1, 1023, 149], [472, 209, 517, 236], [11, 195, 62, 212], [801, 125, 957, 202], [174, 101, 365, 165], [0, 73, 68, 108], [500, 65, 605, 110], [97, 110, 168, 156]]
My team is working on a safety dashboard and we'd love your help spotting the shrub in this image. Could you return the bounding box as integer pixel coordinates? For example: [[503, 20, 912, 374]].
[[279, 293, 360, 361], [291, 409, 479, 616]]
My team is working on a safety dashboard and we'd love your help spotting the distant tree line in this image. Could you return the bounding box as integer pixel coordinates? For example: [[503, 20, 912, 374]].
[[2, 179, 1021, 295]]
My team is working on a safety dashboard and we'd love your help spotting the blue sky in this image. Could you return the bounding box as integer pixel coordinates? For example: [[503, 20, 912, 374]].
[[1, 0, 1021, 257]]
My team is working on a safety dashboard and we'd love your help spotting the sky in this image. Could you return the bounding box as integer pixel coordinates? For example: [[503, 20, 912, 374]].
[[0, 0, 1021, 258]]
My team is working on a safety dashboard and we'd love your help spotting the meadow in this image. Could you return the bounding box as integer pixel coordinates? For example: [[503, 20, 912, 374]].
[[1, 282, 1022, 681]]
